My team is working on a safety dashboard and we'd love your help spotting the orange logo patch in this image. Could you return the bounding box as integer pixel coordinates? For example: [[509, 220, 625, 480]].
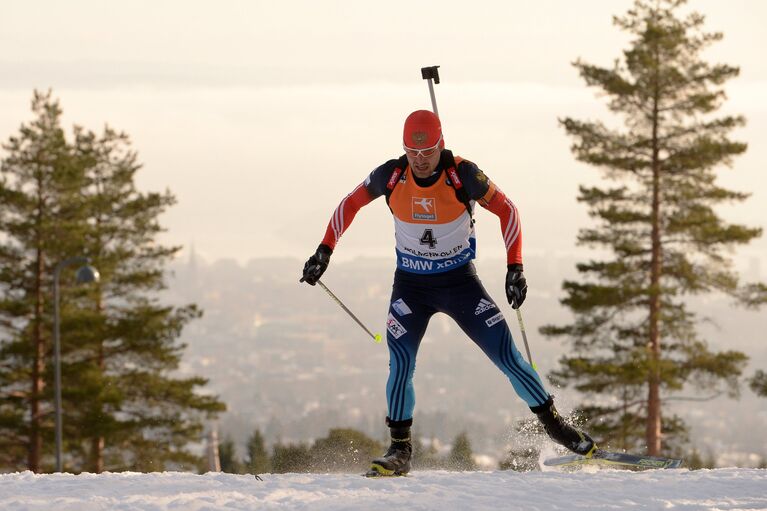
[[412, 197, 436, 221]]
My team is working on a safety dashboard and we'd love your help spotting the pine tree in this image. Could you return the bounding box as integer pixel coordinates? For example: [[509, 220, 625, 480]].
[[411, 433, 441, 470], [0, 91, 86, 472], [749, 370, 767, 397], [499, 418, 542, 472], [218, 435, 244, 474], [446, 431, 476, 471], [271, 442, 311, 473], [686, 447, 716, 470], [61, 119, 225, 472], [544, 0, 765, 455], [0, 91, 225, 472], [245, 428, 271, 475], [498, 447, 539, 472], [309, 428, 382, 472]]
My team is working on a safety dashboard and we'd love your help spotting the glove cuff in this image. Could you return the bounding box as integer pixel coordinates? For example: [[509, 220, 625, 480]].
[[317, 244, 333, 257], [507, 263, 523, 272]]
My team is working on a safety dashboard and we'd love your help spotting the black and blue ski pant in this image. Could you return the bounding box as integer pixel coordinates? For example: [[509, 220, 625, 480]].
[[385, 263, 550, 422]]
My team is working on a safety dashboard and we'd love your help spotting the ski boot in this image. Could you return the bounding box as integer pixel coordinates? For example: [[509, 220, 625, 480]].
[[532, 397, 597, 457], [366, 418, 412, 477]]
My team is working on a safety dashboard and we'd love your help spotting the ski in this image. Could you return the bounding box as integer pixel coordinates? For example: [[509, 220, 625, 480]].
[[544, 449, 683, 469], [363, 463, 410, 478], [362, 469, 408, 478]]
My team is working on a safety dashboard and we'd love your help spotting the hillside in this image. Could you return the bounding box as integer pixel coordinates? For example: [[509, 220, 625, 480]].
[[2, 468, 766, 510]]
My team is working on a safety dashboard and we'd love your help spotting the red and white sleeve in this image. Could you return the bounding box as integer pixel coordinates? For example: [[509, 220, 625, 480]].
[[320, 183, 375, 250], [478, 183, 522, 265]]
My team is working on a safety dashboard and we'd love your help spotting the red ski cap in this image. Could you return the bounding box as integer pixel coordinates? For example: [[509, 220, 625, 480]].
[[403, 110, 443, 149]]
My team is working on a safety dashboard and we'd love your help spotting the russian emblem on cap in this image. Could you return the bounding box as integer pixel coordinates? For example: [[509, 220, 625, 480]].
[[411, 131, 428, 145], [403, 110, 443, 148]]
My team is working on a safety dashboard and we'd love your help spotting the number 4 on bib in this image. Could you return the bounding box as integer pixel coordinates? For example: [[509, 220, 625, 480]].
[[419, 229, 437, 249]]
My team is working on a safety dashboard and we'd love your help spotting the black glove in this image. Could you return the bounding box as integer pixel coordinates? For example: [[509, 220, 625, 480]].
[[300, 244, 332, 285], [505, 264, 527, 309]]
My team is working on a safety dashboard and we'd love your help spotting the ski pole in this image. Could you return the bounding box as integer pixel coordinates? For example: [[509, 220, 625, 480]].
[[421, 66, 441, 116], [421, 65, 536, 372], [515, 308, 538, 371], [317, 280, 382, 344]]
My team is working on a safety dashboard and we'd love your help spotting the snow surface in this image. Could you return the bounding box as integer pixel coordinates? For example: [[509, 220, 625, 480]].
[[1, 468, 766, 511]]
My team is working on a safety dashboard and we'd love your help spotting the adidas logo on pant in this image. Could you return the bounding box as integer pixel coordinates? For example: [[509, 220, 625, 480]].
[[474, 298, 497, 315]]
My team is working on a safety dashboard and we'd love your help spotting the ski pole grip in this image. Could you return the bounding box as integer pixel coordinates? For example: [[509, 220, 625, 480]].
[[421, 66, 440, 84]]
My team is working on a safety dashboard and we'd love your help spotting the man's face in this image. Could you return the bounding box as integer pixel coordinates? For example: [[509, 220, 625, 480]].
[[404, 139, 442, 178]]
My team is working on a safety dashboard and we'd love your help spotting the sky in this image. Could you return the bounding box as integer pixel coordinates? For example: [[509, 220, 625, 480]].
[[2, 468, 767, 510], [1, 0, 765, 269]]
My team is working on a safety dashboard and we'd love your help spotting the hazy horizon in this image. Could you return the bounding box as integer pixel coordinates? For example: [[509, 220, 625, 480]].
[[1, 0, 765, 267]]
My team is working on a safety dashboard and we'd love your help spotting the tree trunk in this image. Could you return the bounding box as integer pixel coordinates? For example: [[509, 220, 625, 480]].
[[646, 53, 663, 456], [647, 160, 663, 455], [91, 329, 105, 472], [29, 251, 45, 473], [91, 436, 104, 473], [28, 189, 46, 473], [89, 257, 105, 473]]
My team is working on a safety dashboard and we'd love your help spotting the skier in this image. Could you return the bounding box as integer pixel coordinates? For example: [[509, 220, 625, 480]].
[[301, 110, 596, 476]]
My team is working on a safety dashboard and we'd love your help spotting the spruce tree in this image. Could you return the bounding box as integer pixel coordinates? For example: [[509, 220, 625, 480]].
[[544, 0, 765, 455], [309, 428, 382, 472], [271, 442, 311, 473], [750, 371, 767, 398], [498, 447, 539, 472], [446, 431, 476, 471], [245, 428, 271, 475], [218, 435, 244, 474], [0, 91, 225, 472], [411, 433, 441, 470], [62, 121, 225, 472], [0, 91, 85, 472]]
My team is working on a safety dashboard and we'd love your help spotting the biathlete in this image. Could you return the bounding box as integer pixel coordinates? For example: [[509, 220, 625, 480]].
[[301, 110, 596, 476]]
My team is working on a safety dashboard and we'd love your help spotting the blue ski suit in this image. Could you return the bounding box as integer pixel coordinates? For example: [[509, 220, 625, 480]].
[[318, 151, 550, 422]]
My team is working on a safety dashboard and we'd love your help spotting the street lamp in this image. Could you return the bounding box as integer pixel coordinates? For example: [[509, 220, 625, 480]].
[[53, 256, 100, 473]]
